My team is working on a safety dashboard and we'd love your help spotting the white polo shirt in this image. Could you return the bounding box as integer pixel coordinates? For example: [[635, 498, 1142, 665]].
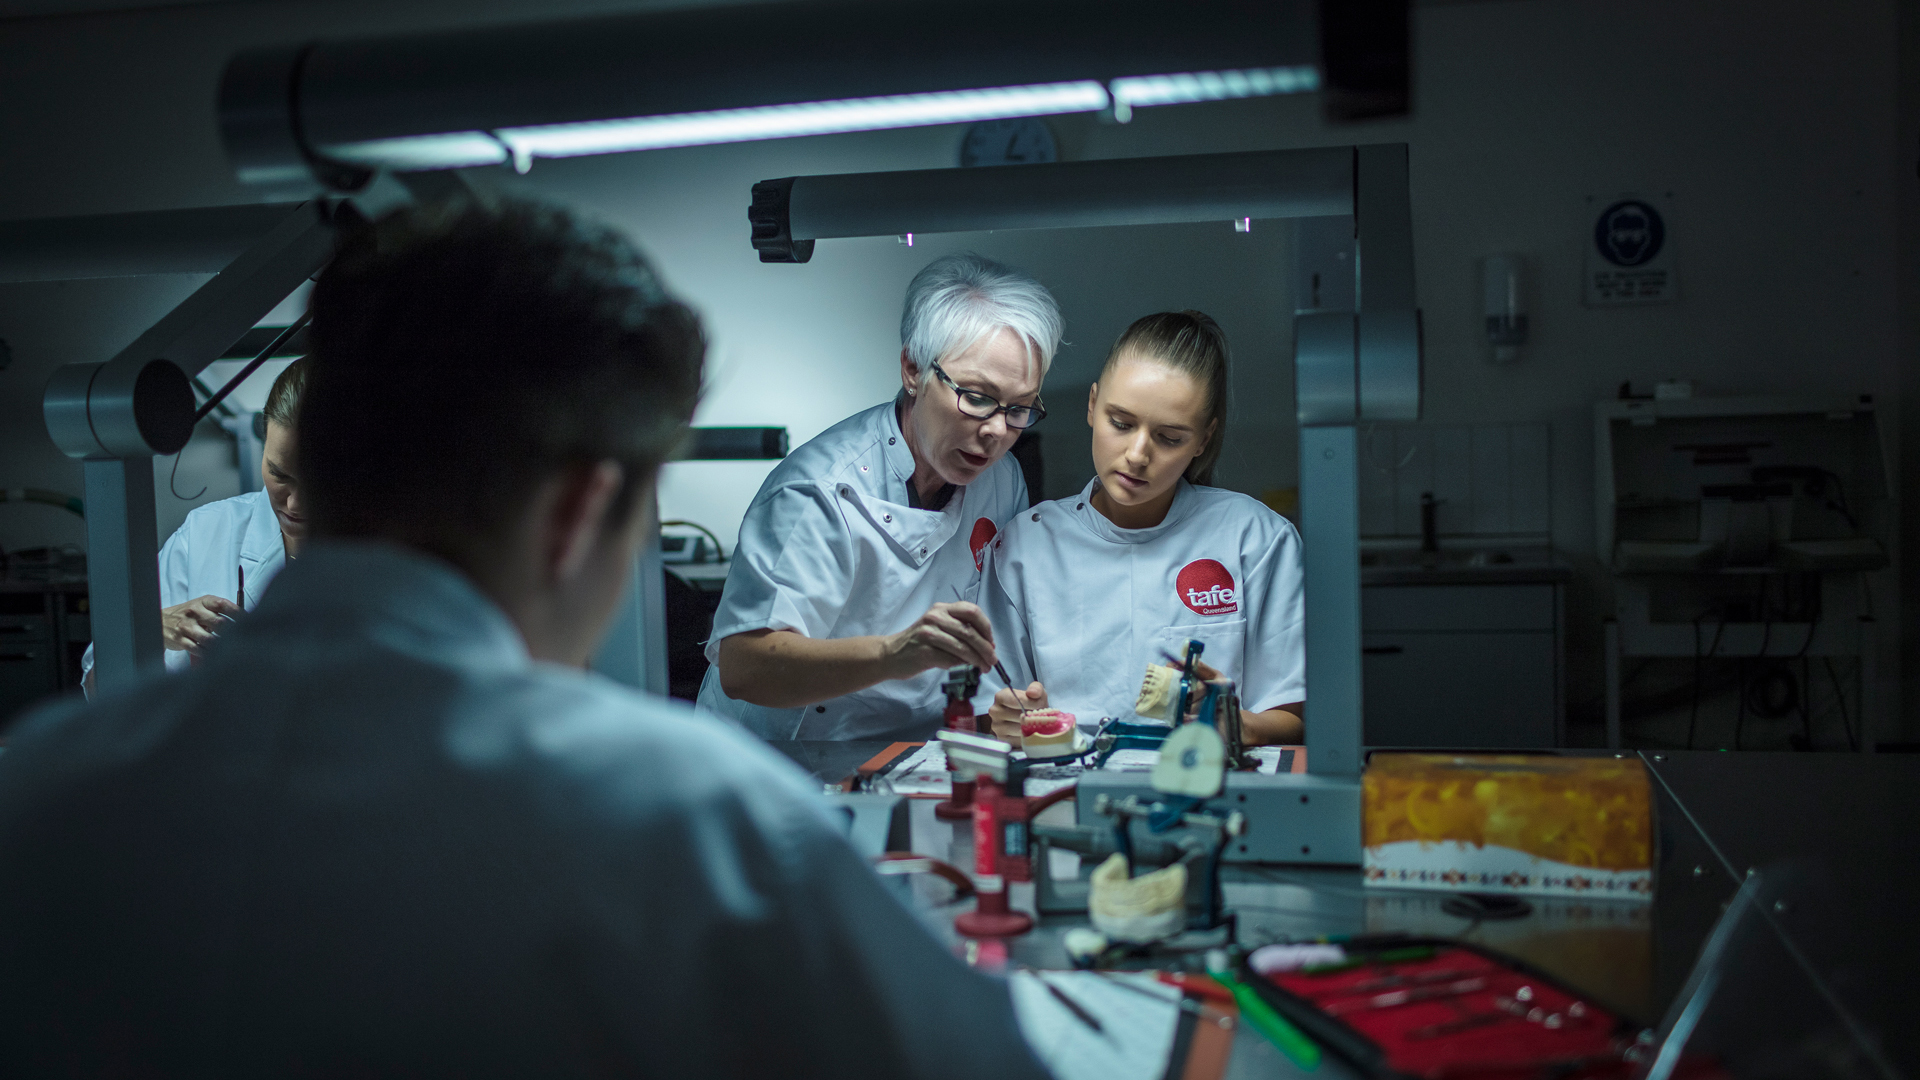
[[698, 400, 1027, 741], [980, 478, 1305, 724]]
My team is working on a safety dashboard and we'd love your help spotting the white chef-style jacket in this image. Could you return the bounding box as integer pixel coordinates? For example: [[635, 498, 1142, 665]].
[[699, 399, 1027, 741], [981, 477, 1306, 725], [80, 489, 286, 685], [0, 541, 1050, 1079]]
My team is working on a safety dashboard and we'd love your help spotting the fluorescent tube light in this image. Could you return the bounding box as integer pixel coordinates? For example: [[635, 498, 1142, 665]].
[[1110, 65, 1319, 121], [316, 66, 1319, 175], [323, 132, 511, 171], [492, 81, 1110, 166]]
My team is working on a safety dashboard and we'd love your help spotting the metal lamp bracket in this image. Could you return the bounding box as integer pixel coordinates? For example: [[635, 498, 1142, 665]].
[[1295, 309, 1422, 427]]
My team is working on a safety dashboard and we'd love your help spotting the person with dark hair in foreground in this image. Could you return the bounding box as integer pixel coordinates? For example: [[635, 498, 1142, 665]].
[[0, 200, 1049, 1079]]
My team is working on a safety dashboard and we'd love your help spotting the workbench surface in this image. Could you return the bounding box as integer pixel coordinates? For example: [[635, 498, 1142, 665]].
[[772, 742, 1919, 1077]]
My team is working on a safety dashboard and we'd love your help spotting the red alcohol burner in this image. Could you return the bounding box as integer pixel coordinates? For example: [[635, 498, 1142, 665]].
[[933, 666, 982, 821], [954, 772, 1034, 938], [949, 744, 1078, 940]]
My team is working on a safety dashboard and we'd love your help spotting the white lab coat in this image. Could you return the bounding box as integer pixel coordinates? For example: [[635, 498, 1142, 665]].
[[0, 540, 1049, 1079], [698, 400, 1027, 741], [80, 489, 286, 683], [981, 477, 1306, 724]]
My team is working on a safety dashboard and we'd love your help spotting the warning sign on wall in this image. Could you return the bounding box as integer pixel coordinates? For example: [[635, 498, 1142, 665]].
[[1584, 195, 1677, 306]]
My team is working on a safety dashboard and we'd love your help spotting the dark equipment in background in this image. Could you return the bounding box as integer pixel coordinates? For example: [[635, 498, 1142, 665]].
[[1598, 395, 1888, 752], [662, 427, 788, 701], [683, 427, 789, 460], [0, 548, 89, 726], [1318, 0, 1411, 122]]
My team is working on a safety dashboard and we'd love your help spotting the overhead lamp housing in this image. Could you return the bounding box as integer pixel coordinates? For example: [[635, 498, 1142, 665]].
[[220, 0, 1327, 193]]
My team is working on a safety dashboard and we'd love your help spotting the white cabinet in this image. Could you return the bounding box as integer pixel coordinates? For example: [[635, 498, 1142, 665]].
[[1361, 581, 1564, 749]]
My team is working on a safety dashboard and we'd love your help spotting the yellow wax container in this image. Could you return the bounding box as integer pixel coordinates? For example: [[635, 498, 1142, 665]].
[[1362, 754, 1654, 901]]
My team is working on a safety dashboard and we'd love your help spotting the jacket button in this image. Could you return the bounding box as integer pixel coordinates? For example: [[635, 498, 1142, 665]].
[[816, 706, 826, 713], [1076, 502, 1084, 510], [883, 514, 892, 522], [1031, 513, 1040, 522], [889, 437, 896, 445]]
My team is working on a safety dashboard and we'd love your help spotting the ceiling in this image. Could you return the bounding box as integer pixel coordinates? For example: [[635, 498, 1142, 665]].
[[0, 0, 260, 18]]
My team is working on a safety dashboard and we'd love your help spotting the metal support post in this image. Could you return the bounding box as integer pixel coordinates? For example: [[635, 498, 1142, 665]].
[[81, 459, 164, 691], [1301, 426, 1364, 778], [592, 496, 670, 696]]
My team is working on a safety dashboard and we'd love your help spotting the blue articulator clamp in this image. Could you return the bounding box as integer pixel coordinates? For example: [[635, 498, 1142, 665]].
[[1088, 720, 1171, 768]]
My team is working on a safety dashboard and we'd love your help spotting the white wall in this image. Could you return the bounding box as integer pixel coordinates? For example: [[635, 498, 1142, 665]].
[[0, 0, 1904, 736]]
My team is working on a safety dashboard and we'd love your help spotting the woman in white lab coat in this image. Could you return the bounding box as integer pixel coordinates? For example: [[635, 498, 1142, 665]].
[[981, 311, 1306, 744], [82, 359, 308, 695], [699, 254, 1062, 741]]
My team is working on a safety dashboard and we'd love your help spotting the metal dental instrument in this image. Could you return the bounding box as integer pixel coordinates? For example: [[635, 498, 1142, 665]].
[[1035, 972, 1105, 1036], [949, 584, 1013, 688]]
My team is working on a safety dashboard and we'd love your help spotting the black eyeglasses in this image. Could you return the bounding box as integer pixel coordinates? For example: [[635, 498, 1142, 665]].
[[929, 361, 1047, 430]]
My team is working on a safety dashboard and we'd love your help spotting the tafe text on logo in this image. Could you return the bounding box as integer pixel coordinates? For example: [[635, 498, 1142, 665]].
[[1176, 559, 1238, 616]]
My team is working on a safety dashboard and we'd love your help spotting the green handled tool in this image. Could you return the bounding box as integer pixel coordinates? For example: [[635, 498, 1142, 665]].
[[1206, 964, 1320, 1070]]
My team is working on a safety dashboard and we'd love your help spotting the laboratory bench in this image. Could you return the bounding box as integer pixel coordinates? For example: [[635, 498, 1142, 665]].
[[777, 741, 1919, 1078]]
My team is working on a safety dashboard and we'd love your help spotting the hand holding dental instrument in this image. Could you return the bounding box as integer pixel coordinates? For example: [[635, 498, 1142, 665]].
[[948, 584, 1014, 689]]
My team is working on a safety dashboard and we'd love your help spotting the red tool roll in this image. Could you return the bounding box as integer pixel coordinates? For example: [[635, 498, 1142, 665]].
[[1244, 938, 1719, 1080]]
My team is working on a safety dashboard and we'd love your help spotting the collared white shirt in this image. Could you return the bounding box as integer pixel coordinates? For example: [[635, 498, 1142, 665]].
[[80, 489, 286, 684], [0, 541, 1048, 1079], [699, 400, 1026, 741], [981, 478, 1306, 724]]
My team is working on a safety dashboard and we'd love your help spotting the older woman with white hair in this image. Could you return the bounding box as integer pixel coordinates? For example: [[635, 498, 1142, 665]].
[[699, 253, 1061, 741]]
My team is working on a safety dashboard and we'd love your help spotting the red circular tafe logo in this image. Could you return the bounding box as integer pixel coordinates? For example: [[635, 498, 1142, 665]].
[[969, 518, 998, 570], [1176, 559, 1238, 616]]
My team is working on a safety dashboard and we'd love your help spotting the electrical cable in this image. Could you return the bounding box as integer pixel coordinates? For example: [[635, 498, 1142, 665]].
[[1689, 611, 1727, 751], [1743, 664, 1798, 721], [1689, 614, 1703, 751], [167, 447, 208, 501], [1736, 579, 1775, 751], [660, 519, 725, 561], [1782, 575, 1818, 750], [1798, 656, 1814, 749], [1824, 657, 1857, 752], [1733, 657, 1746, 751], [1820, 468, 1859, 531]]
